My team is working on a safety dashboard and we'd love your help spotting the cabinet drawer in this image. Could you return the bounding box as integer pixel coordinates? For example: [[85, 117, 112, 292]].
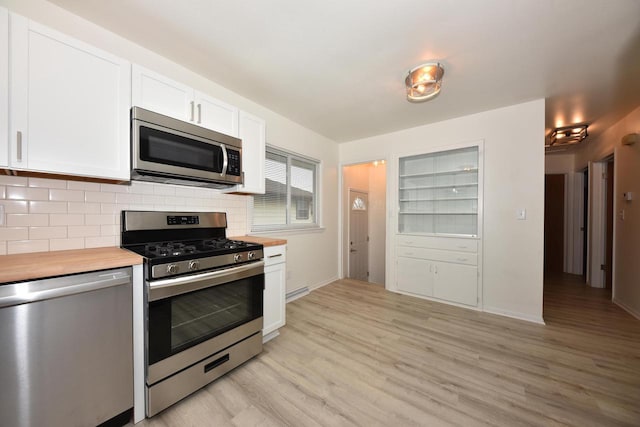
[[397, 235, 478, 253], [264, 245, 286, 266], [397, 246, 477, 266]]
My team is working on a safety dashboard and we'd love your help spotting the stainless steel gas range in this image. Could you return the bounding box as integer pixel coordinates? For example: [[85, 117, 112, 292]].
[[121, 210, 264, 417]]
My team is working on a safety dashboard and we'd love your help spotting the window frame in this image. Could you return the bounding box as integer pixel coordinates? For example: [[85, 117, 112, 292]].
[[251, 145, 321, 232]]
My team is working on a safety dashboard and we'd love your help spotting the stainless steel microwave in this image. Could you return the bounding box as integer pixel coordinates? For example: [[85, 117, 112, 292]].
[[131, 107, 243, 189]]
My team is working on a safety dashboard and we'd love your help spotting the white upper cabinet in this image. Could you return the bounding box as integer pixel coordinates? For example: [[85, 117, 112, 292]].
[[0, 7, 8, 168], [131, 65, 193, 121], [236, 111, 266, 194], [9, 14, 131, 180], [131, 65, 239, 137], [194, 91, 238, 136]]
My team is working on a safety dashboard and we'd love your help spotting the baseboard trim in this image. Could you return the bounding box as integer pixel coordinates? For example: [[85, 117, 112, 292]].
[[483, 306, 546, 325], [262, 330, 280, 343], [613, 298, 640, 320]]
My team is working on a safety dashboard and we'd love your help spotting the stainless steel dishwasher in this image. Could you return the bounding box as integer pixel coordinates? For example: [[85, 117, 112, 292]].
[[0, 267, 134, 427]]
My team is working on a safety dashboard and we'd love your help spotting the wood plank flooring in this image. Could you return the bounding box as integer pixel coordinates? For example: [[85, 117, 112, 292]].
[[138, 276, 640, 426]]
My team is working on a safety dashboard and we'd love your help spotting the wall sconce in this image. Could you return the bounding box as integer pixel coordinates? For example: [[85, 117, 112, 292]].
[[546, 124, 588, 149], [622, 133, 638, 145], [405, 62, 445, 102]]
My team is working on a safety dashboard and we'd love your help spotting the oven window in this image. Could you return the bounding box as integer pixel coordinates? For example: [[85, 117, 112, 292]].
[[148, 274, 263, 365], [139, 126, 224, 173]]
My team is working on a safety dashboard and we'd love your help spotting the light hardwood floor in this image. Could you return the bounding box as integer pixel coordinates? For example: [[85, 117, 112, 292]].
[[139, 276, 640, 426]]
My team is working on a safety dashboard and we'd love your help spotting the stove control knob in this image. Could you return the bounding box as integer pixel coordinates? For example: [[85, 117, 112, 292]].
[[234, 253, 242, 263], [248, 251, 255, 260], [166, 264, 178, 274], [188, 260, 200, 271]]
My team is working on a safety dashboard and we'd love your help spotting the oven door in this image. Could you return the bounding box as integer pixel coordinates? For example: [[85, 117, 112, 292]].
[[146, 262, 264, 385]]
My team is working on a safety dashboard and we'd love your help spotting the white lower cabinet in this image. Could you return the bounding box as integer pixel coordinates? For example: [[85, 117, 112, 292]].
[[395, 235, 480, 308], [0, 7, 8, 168], [263, 245, 286, 339]]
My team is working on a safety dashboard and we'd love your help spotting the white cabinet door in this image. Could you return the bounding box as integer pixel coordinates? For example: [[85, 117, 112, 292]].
[[396, 256, 433, 297], [236, 111, 265, 194], [131, 64, 193, 122], [194, 91, 238, 136], [0, 7, 8, 168], [433, 261, 477, 306], [9, 15, 130, 180], [263, 260, 286, 336]]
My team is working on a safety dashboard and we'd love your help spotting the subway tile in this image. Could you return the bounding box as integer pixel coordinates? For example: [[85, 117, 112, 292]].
[[164, 196, 182, 205], [85, 214, 116, 225], [153, 185, 175, 196], [7, 187, 49, 201], [0, 185, 5, 199], [115, 193, 142, 204], [0, 200, 29, 214], [49, 189, 85, 202], [142, 195, 163, 205], [100, 183, 130, 193], [0, 241, 6, 255], [68, 225, 101, 238], [0, 176, 28, 187], [0, 227, 29, 241], [85, 236, 116, 249], [49, 238, 84, 251], [67, 181, 101, 191], [28, 177, 66, 189], [129, 182, 155, 195], [85, 191, 116, 203], [29, 201, 67, 214], [29, 226, 67, 240], [101, 203, 128, 214], [7, 239, 49, 254], [100, 224, 118, 236], [49, 214, 84, 226], [6, 214, 49, 227], [67, 202, 101, 214]]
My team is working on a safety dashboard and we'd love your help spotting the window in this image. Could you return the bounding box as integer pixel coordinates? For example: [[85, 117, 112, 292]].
[[252, 146, 319, 231]]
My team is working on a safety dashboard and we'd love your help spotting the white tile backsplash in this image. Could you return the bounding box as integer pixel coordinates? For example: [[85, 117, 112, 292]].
[[0, 179, 249, 254]]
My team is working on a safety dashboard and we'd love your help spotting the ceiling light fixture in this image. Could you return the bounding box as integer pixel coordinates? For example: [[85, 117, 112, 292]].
[[546, 124, 588, 150], [405, 62, 445, 102]]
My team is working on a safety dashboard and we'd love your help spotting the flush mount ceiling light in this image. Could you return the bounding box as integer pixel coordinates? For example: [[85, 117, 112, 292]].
[[546, 124, 589, 150], [405, 62, 445, 102]]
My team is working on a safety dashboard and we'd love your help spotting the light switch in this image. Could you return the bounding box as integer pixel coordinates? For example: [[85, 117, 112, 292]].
[[516, 208, 526, 220]]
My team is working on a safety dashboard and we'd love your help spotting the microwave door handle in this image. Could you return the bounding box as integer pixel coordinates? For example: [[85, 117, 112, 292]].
[[221, 144, 228, 176]]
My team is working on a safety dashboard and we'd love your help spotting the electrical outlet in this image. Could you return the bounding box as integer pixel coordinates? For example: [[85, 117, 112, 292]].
[[516, 208, 526, 220]]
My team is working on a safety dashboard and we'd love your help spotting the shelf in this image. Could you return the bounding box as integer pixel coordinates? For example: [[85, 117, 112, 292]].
[[399, 212, 478, 215], [399, 183, 478, 190], [400, 197, 477, 202], [399, 168, 478, 178]]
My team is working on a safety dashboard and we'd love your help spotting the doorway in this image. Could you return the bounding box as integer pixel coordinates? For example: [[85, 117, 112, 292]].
[[348, 190, 369, 281], [544, 174, 565, 276], [342, 161, 387, 285]]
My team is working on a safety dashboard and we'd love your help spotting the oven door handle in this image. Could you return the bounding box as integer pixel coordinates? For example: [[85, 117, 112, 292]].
[[148, 261, 264, 302]]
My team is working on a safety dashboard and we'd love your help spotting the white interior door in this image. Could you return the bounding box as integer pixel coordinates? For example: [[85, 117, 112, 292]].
[[348, 190, 369, 281]]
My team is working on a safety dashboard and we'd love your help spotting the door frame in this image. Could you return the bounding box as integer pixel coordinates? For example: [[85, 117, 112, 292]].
[[338, 158, 390, 285], [347, 188, 369, 280]]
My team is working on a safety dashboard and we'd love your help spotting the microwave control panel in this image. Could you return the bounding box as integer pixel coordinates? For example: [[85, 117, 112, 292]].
[[227, 149, 241, 176]]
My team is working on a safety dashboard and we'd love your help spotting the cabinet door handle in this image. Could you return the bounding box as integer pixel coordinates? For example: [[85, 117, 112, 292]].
[[457, 245, 468, 249], [190, 101, 195, 121], [457, 258, 468, 262], [434, 266, 438, 274], [268, 254, 283, 258], [16, 131, 23, 161], [404, 252, 414, 256], [197, 103, 202, 124]]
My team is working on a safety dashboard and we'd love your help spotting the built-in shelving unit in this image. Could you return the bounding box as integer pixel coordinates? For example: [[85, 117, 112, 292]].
[[398, 145, 480, 236]]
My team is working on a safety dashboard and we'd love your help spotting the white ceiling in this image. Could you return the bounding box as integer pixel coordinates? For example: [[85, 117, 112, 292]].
[[49, 0, 640, 144]]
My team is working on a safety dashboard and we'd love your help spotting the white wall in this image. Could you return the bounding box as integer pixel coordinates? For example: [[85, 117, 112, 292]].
[[0, 0, 340, 292], [340, 100, 546, 323], [575, 106, 640, 319], [545, 153, 575, 174]]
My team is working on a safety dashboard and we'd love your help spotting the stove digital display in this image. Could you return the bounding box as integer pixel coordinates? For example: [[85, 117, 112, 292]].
[[167, 215, 199, 225]]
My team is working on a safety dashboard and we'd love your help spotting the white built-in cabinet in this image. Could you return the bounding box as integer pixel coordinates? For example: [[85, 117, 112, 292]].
[[7, 13, 131, 180], [131, 65, 266, 194], [395, 142, 483, 308], [263, 244, 286, 340], [132, 65, 238, 137], [0, 7, 8, 168]]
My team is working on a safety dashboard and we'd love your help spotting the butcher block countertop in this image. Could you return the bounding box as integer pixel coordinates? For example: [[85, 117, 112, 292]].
[[0, 247, 144, 284], [230, 236, 287, 247]]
